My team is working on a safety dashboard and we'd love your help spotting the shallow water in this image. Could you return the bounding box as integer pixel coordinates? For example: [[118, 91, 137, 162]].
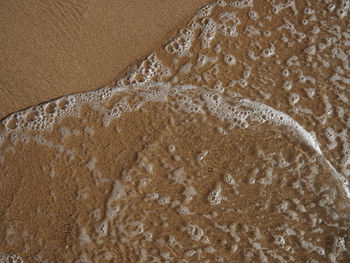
[[1, 0, 350, 262]]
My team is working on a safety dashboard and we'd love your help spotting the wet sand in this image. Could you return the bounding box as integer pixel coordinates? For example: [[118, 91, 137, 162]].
[[1, 0, 350, 262], [0, 0, 212, 119]]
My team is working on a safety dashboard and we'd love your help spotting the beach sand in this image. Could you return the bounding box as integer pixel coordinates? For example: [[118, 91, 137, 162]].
[[0, 0, 212, 119], [1, 0, 350, 262]]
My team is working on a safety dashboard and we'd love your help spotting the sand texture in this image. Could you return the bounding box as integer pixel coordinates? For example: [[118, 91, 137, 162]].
[[0, 0, 212, 119], [0, 0, 350, 262]]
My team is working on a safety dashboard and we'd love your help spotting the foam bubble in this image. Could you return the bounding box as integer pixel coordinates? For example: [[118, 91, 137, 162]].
[[0, 253, 23, 263], [223, 54, 237, 66], [208, 184, 225, 205]]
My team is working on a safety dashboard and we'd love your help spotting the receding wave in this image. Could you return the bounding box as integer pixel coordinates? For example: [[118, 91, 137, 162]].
[[1, 0, 350, 262]]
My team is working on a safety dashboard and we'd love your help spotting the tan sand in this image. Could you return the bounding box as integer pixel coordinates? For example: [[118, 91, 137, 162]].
[[0, 0, 350, 262], [0, 0, 212, 119]]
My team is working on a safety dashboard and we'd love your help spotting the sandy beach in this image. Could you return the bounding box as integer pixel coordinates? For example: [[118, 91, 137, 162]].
[[0, 0, 349, 262], [0, 0, 212, 119]]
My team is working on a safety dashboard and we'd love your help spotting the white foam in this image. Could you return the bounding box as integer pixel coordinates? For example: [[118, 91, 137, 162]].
[[0, 253, 23, 263], [199, 18, 217, 48], [165, 29, 195, 57], [208, 184, 225, 205], [217, 12, 240, 37], [186, 224, 204, 241], [6, 80, 350, 203], [230, 0, 253, 8], [248, 10, 259, 20], [223, 173, 236, 185], [223, 54, 237, 66]]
